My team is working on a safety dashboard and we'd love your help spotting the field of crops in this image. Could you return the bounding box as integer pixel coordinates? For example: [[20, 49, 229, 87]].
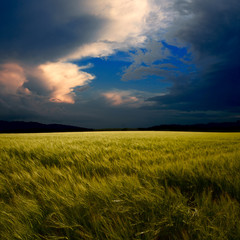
[[0, 131, 240, 240]]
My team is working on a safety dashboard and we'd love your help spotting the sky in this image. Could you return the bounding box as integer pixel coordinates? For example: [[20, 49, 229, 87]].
[[0, 0, 240, 128]]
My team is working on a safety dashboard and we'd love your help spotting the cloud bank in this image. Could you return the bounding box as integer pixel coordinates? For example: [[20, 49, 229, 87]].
[[123, 0, 240, 114], [0, 0, 153, 106], [0, 0, 239, 126]]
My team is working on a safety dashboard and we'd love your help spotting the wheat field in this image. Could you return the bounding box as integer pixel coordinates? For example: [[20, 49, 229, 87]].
[[0, 131, 240, 239]]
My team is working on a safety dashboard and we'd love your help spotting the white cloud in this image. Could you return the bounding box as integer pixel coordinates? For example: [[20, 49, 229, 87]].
[[38, 62, 95, 104], [64, 0, 152, 60]]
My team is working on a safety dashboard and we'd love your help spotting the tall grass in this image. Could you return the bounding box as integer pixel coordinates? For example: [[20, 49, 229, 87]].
[[0, 132, 240, 239]]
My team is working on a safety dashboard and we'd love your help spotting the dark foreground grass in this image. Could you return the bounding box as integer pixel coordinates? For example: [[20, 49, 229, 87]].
[[0, 131, 240, 240]]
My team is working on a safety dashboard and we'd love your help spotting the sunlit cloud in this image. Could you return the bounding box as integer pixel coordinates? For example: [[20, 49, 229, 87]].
[[102, 90, 156, 108], [65, 0, 151, 60], [103, 91, 138, 106], [0, 63, 30, 95], [38, 62, 95, 104], [91, 0, 150, 40]]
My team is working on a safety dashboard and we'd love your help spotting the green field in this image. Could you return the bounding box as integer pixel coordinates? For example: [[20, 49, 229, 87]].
[[0, 131, 240, 240]]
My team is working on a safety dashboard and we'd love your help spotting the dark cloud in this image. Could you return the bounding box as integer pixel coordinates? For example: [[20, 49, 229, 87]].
[[0, 94, 42, 122], [146, 0, 240, 114], [1, 0, 239, 127], [0, 0, 105, 64], [170, 0, 240, 59]]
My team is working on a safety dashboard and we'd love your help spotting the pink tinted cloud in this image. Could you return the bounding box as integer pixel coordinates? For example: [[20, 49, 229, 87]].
[[0, 63, 30, 94], [102, 90, 139, 106], [38, 62, 95, 104]]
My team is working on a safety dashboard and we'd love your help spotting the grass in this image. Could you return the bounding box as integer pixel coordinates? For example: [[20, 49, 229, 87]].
[[0, 131, 240, 239]]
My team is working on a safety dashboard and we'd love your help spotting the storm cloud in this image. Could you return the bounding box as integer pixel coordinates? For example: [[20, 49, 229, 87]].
[[0, 0, 151, 106], [0, 0, 239, 127], [0, 0, 104, 64], [146, 0, 240, 113]]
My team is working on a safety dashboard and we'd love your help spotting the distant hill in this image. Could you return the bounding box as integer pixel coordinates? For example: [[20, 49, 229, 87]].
[[140, 121, 240, 132], [1, 120, 240, 133], [0, 121, 92, 133]]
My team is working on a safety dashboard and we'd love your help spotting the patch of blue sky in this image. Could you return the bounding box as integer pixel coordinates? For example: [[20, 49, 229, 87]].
[[73, 51, 171, 93], [73, 42, 196, 94], [73, 56, 130, 89], [162, 41, 191, 58], [154, 41, 197, 75]]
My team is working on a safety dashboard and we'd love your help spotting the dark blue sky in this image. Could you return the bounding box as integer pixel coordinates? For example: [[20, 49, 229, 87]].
[[0, 0, 239, 128]]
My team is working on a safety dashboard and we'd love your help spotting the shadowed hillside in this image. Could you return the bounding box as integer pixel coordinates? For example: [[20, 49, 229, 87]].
[[141, 121, 240, 132], [1, 120, 240, 133], [0, 121, 92, 133]]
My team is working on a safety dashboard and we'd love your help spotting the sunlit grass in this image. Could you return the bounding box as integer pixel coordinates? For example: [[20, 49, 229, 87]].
[[0, 131, 240, 239]]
